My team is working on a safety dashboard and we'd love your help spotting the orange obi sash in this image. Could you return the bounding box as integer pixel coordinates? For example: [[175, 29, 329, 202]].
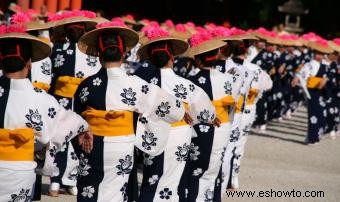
[[212, 95, 235, 123], [0, 128, 34, 161], [307, 77, 323, 89], [171, 103, 190, 127], [54, 76, 84, 98], [81, 107, 134, 137], [32, 81, 50, 91], [235, 95, 245, 114], [246, 88, 259, 105]]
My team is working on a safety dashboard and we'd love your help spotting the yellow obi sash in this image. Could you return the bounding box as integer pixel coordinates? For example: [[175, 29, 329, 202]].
[[246, 88, 259, 105], [307, 77, 322, 89], [212, 95, 235, 123], [235, 95, 245, 114], [54, 76, 84, 98], [32, 81, 50, 91], [81, 107, 134, 137], [171, 103, 190, 127], [0, 128, 34, 161]]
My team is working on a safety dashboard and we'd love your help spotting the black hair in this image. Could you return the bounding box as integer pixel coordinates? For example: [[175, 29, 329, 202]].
[[0, 39, 32, 73], [228, 40, 246, 56], [98, 30, 126, 62], [195, 48, 219, 67], [65, 22, 86, 43], [147, 41, 174, 68]]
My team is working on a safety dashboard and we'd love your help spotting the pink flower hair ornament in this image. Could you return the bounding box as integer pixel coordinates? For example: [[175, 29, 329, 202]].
[[0, 24, 26, 34], [96, 20, 127, 29], [11, 12, 33, 24], [189, 31, 212, 47], [143, 27, 170, 40], [48, 10, 96, 22]]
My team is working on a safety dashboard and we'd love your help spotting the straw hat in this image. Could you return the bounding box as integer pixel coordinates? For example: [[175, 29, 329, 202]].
[[169, 24, 192, 40], [0, 32, 51, 62], [122, 15, 138, 25], [275, 34, 303, 47], [231, 33, 258, 41], [137, 27, 189, 60], [307, 40, 334, 54], [25, 21, 54, 32], [93, 17, 110, 24], [52, 16, 97, 34], [329, 39, 340, 53], [78, 22, 139, 56], [49, 11, 98, 34], [189, 34, 227, 57]]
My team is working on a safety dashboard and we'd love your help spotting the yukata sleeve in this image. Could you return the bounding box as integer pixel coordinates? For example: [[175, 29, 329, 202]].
[[42, 95, 89, 152], [258, 70, 273, 91], [134, 80, 185, 155], [187, 83, 216, 125], [39, 94, 88, 176]]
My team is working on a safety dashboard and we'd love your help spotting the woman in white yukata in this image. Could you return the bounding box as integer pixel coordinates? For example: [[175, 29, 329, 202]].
[[0, 25, 92, 202], [134, 27, 216, 202], [74, 21, 186, 202], [46, 11, 102, 196], [185, 32, 243, 202], [220, 39, 273, 194]]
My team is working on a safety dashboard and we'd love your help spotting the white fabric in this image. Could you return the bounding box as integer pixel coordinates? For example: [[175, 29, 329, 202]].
[[195, 123, 230, 201], [153, 126, 193, 202], [30, 57, 52, 88], [96, 136, 135, 202], [0, 77, 88, 197], [76, 66, 186, 201], [0, 168, 35, 202]]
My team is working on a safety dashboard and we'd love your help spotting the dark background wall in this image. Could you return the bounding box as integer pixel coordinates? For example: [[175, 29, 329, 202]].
[[82, 0, 339, 38]]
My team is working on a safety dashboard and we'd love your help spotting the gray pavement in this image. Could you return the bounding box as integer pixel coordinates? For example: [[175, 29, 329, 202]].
[[40, 107, 340, 202]]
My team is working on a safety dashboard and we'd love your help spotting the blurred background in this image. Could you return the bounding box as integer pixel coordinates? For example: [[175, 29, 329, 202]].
[[1, 0, 339, 38]]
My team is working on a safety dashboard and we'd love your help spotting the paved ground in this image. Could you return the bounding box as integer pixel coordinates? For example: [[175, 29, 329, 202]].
[[40, 107, 340, 202]]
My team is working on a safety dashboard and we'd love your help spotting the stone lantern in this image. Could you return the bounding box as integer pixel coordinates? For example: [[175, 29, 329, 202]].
[[278, 0, 309, 33]]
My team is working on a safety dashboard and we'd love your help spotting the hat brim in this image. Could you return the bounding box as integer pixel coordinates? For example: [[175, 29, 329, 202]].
[[189, 39, 226, 57], [78, 26, 139, 56], [26, 21, 54, 32], [137, 37, 189, 60], [329, 41, 340, 53], [277, 39, 303, 47], [307, 41, 334, 54], [52, 16, 97, 34], [232, 33, 259, 41], [0, 32, 51, 62], [169, 29, 192, 40]]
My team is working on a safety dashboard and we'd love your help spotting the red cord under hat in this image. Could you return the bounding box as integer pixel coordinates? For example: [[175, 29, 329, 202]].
[[150, 43, 174, 61], [0, 44, 25, 63], [98, 33, 124, 56]]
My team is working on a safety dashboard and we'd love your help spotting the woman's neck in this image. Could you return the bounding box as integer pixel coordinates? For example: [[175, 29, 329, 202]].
[[103, 62, 122, 68]]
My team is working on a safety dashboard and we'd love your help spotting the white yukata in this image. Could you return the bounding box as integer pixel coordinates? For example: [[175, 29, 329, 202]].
[[134, 66, 216, 202], [73, 66, 185, 202], [227, 61, 272, 190], [30, 57, 52, 92], [47, 41, 101, 188], [0, 76, 88, 201], [220, 57, 250, 192], [186, 67, 243, 202]]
